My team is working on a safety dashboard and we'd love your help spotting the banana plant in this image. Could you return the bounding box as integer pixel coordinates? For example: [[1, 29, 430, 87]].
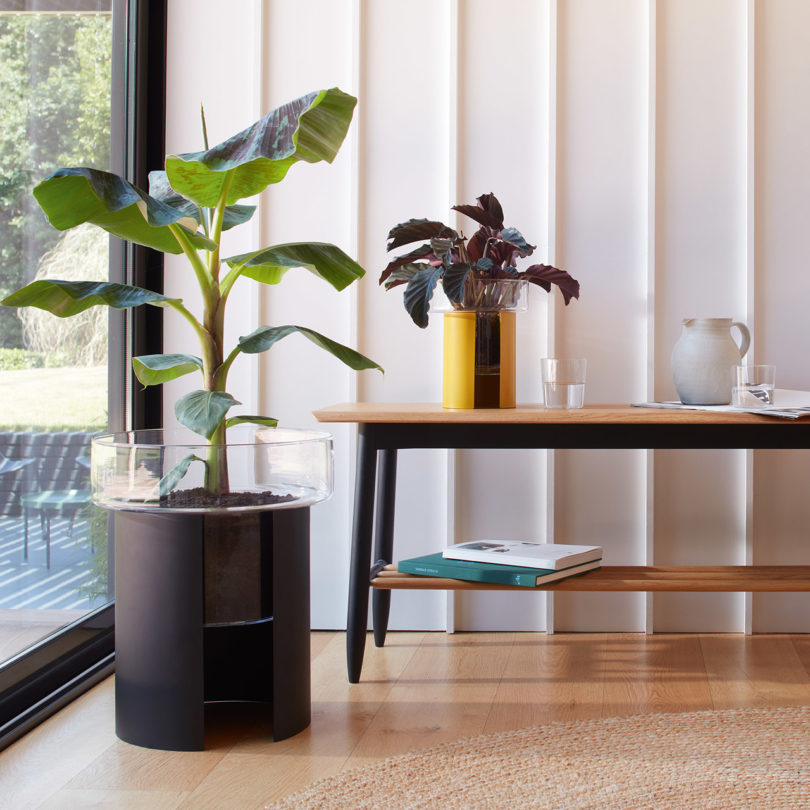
[[2, 87, 381, 497]]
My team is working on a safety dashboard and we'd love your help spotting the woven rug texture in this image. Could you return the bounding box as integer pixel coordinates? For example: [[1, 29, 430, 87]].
[[267, 706, 810, 809]]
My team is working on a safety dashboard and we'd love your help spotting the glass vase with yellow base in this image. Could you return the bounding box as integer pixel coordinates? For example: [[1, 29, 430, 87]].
[[441, 278, 526, 409]]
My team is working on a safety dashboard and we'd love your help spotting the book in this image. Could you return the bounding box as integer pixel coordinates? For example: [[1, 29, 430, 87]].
[[397, 552, 601, 588], [442, 540, 602, 570]]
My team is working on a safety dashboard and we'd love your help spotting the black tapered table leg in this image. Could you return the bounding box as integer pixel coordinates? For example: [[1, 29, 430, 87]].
[[372, 449, 398, 648], [347, 427, 378, 683]]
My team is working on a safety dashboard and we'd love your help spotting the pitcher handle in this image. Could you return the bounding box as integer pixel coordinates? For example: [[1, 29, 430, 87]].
[[732, 321, 751, 359]]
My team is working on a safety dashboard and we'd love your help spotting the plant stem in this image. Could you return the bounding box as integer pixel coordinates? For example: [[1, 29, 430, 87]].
[[168, 223, 214, 294], [205, 420, 229, 494], [219, 262, 244, 302], [216, 345, 242, 390], [208, 176, 232, 283], [199, 180, 235, 496]]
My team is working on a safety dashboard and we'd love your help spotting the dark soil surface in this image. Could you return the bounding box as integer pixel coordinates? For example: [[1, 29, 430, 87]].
[[159, 488, 295, 509]]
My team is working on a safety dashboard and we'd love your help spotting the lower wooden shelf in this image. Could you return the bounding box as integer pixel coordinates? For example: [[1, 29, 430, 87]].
[[371, 565, 810, 592]]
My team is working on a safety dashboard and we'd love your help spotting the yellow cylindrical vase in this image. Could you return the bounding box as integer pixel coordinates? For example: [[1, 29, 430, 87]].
[[442, 310, 516, 408]]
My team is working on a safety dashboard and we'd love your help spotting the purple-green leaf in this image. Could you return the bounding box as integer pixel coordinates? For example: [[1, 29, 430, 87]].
[[386, 219, 457, 252], [382, 262, 422, 291], [441, 262, 472, 304], [451, 192, 505, 229], [498, 227, 535, 258], [403, 265, 444, 328], [379, 244, 437, 285], [519, 264, 581, 304]]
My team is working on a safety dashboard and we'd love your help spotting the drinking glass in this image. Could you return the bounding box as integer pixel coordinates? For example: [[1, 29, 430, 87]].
[[541, 358, 587, 409], [731, 365, 775, 408]]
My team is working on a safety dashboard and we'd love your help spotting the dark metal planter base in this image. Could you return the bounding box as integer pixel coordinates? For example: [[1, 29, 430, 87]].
[[114, 507, 310, 751]]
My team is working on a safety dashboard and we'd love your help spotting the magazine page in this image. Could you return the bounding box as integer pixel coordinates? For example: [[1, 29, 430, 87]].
[[631, 389, 810, 419]]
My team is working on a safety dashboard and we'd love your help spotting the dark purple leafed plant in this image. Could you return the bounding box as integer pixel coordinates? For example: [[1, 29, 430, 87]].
[[380, 192, 580, 327]]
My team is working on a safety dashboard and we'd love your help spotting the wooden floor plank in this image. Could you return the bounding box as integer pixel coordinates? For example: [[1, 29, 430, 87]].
[[701, 634, 810, 709], [598, 633, 714, 718], [344, 632, 513, 767], [0, 677, 117, 809], [39, 788, 189, 809], [484, 632, 607, 732]]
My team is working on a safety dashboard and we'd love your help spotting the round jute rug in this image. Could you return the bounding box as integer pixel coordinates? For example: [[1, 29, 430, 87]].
[[266, 706, 810, 809]]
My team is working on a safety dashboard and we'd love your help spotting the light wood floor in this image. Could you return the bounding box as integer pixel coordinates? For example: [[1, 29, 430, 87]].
[[3, 630, 810, 808]]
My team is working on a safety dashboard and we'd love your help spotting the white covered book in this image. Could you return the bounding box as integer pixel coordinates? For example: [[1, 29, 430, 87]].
[[442, 540, 602, 570]]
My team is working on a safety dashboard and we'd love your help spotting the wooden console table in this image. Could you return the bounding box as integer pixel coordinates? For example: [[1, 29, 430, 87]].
[[313, 403, 810, 683]]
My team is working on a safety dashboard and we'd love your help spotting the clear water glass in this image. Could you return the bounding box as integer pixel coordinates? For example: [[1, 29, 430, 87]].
[[541, 358, 587, 409], [731, 364, 775, 408]]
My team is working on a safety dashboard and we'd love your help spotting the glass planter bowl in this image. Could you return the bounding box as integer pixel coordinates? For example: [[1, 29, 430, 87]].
[[91, 426, 333, 513], [432, 278, 529, 313]]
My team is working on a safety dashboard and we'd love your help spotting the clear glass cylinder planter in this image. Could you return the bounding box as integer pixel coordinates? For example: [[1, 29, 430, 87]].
[[440, 279, 526, 409], [91, 426, 333, 513]]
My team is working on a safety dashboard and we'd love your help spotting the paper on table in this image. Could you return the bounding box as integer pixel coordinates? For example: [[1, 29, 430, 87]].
[[631, 389, 810, 419]]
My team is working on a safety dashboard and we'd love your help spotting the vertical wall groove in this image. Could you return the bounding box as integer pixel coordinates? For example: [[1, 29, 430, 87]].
[[351, 0, 365, 405], [644, 0, 658, 634], [545, 0, 559, 634], [743, 0, 757, 633], [445, 0, 460, 634]]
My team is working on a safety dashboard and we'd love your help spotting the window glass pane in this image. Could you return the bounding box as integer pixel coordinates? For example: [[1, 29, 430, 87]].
[[0, 5, 112, 665]]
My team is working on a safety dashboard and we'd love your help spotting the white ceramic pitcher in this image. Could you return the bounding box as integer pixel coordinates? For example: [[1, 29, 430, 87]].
[[671, 318, 751, 405]]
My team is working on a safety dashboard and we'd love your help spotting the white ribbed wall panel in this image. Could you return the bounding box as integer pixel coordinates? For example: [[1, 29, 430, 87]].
[[163, 0, 810, 632], [652, 0, 749, 632], [450, 0, 553, 631], [550, 0, 650, 632], [750, 0, 810, 632]]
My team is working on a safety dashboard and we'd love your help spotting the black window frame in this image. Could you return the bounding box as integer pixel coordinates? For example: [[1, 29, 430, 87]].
[[0, 0, 166, 751]]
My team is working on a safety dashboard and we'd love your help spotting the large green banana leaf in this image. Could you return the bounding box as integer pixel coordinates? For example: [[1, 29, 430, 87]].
[[175, 390, 240, 439], [238, 325, 381, 371], [226, 242, 365, 291], [133, 354, 203, 386], [32, 168, 215, 254], [165, 88, 356, 208], [1, 280, 178, 316]]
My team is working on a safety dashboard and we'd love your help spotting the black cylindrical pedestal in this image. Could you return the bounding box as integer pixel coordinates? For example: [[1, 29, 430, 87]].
[[114, 507, 311, 751]]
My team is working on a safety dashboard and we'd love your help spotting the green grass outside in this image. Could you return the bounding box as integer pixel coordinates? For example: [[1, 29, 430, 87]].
[[0, 366, 107, 432]]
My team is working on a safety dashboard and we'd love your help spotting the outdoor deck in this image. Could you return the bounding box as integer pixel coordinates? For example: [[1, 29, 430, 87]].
[[0, 515, 109, 663]]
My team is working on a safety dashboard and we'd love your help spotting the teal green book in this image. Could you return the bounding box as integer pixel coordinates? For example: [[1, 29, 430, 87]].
[[397, 552, 601, 587]]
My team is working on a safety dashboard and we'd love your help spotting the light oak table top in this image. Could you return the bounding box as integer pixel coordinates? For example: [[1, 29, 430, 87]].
[[314, 402, 807, 425]]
